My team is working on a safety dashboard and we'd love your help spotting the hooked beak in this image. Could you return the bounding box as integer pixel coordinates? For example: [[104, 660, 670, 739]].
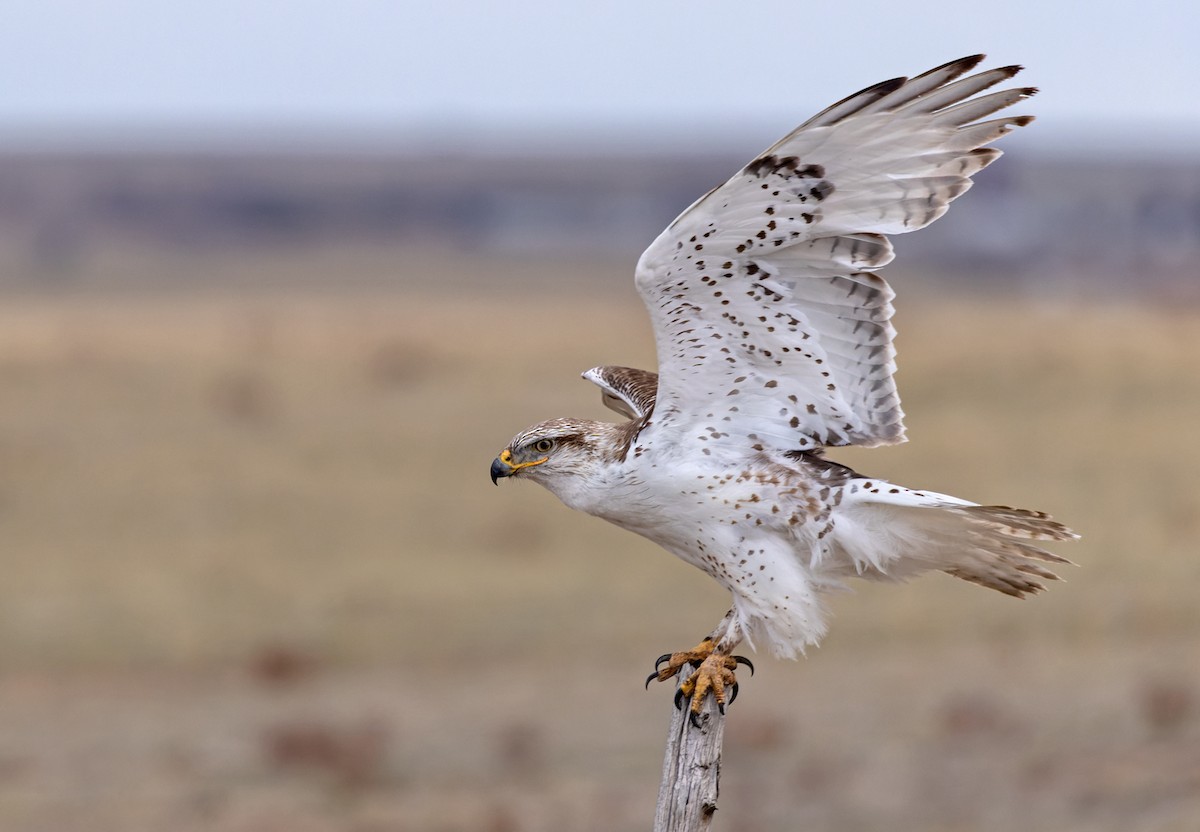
[[490, 454, 512, 485], [489, 448, 548, 485]]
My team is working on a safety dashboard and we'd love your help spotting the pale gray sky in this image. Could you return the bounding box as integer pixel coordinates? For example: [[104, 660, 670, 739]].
[[2, 0, 1197, 149]]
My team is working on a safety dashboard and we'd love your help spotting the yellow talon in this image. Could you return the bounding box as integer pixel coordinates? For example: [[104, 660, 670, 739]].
[[646, 639, 749, 727]]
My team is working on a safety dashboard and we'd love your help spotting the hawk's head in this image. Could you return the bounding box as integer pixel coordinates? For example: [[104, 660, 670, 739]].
[[489, 418, 607, 488]]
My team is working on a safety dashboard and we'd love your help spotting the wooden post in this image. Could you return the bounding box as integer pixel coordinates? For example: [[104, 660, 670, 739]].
[[653, 679, 726, 831]]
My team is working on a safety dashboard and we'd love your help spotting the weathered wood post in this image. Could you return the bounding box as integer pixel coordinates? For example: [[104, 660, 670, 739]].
[[653, 679, 726, 831]]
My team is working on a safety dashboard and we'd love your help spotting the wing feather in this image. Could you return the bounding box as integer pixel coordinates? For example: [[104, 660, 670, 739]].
[[634, 56, 1034, 452], [581, 365, 657, 420], [894, 64, 1022, 115], [930, 86, 1038, 127]]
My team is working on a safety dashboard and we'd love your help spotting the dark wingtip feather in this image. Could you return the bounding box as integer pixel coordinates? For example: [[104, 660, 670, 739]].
[[934, 54, 987, 74], [905, 55, 988, 87], [863, 76, 908, 98], [1011, 115, 1036, 127], [795, 74, 909, 129]]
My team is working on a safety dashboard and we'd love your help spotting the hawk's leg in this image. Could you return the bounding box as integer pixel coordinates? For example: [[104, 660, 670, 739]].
[[644, 610, 753, 727]]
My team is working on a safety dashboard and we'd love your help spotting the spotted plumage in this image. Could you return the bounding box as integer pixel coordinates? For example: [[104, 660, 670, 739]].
[[491, 56, 1076, 713]]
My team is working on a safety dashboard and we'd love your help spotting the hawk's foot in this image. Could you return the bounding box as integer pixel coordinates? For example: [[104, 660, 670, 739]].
[[644, 640, 753, 727]]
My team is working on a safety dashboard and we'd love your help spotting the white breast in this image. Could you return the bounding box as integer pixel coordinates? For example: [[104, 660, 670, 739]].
[[582, 449, 834, 657]]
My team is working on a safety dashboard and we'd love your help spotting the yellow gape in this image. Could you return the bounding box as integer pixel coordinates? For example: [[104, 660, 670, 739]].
[[498, 448, 548, 472]]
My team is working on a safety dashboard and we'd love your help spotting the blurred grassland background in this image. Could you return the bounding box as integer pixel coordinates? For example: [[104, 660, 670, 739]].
[[1, 228, 1198, 830], [5, 2, 1200, 827]]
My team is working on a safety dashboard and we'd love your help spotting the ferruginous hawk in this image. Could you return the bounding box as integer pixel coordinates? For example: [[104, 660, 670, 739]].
[[490, 55, 1076, 725]]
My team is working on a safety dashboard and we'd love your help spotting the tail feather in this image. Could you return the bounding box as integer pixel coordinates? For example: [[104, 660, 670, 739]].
[[953, 504, 1078, 545], [943, 505, 1077, 597], [829, 483, 1078, 598]]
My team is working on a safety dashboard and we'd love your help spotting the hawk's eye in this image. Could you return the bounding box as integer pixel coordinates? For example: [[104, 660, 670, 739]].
[[533, 438, 554, 454]]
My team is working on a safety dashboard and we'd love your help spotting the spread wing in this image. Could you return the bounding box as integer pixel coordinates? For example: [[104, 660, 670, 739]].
[[634, 55, 1035, 452]]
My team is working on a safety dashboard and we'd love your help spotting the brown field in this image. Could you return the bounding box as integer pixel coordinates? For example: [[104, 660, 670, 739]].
[[1, 247, 1198, 831]]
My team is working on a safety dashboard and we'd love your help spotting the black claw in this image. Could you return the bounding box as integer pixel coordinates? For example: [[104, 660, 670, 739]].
[[689, 710, 703, 729], [654, 653, 672, 671], [674, 687, 687, 711], [733, 655, 755, 676], [717, 701, 726, 716], [728, 682, 739, 705], [645, 671, 660, 690]]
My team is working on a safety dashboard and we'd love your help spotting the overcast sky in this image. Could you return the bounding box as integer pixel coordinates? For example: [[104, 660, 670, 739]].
[[2, 1, 1197, 151]]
